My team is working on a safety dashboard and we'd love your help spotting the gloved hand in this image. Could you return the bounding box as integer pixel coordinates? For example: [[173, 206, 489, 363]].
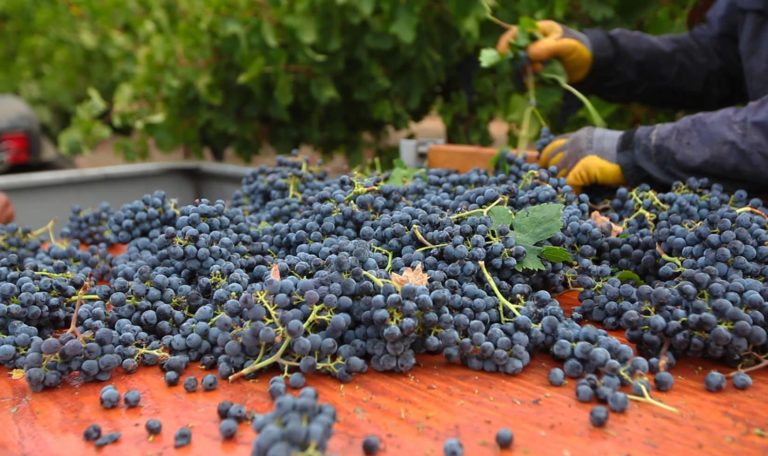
[[496, 20, 593, 83], [539, 127, 626, 191], [0, 192, 14, 224]]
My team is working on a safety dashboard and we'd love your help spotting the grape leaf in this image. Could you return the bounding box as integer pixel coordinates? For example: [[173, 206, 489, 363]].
[[488, 206, 514, 230], [511, 203, 564, 245], [540, 246, 572, 263], [386, 159, 422, 187], [514, 245, 545, 271], [615, 270, 644, 284], [479, 48, 502, 68], [507, 203, 571, 271]]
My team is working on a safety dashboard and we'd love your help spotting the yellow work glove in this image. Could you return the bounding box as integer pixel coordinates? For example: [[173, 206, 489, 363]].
[[496, 20, 593, 83], [539, 127, 626, 192]]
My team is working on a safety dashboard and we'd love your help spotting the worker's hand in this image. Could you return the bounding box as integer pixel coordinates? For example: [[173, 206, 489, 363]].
[[539, 127, 625, 191], [0, 192, 14, 224], [496, 20, 593, 83]]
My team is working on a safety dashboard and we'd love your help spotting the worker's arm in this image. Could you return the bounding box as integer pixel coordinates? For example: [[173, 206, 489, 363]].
[[617, 94, 768, 192], [539, 96, 768, 192], [577, 0, 748, 110]]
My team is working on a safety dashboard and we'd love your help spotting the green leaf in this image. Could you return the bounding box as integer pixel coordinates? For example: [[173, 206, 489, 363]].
[[511, 203, 564, 245], [275, 74, 293, 107], [540, 246, 572, 263], [386, 160, 421, 187], [237, 57, 266, 84], [505, 93, 529, 123], [261, 21, 278, 48], [310, 78, 339, 103], [479, 48, 502, 68], [615, 270, 645, 285], [514, 245, 545, 271], [514, 27, 530, 48], [488, 206, 514, 230], [389, 5, 418, 44], [357, 0, 375, 16], [518, 16, 539, 32]]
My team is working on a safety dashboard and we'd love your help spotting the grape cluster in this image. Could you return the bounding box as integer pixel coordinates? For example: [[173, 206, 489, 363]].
[[0, 152, 766, 452], [251, 386, 336, 456], [62, 203, 113, 245], [107, 190, 177, 244]]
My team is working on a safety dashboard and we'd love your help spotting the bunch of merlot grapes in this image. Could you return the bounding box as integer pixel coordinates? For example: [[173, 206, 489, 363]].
[[0, 152, 765, 451], [62, 202, 113, 245]]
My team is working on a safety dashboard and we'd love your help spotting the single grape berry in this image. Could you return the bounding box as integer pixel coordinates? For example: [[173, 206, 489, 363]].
[[732, 372, 753, 390], [548, 368, 565, 386], [362, 435, 381, 455], [589, 405, 609, 427], [443, 437, 464, 456], [607, 392, 628, 413], [202, 374, 219, 391], [183, 376, 198, 392], [174, 427, 192, 448], [227, 404, 248, 422], [165, 371, 180, 387], [83, 424, 102, 442], [124, 389, 141, 408], [495, 427, 514, 449], [289, 372, 306, 389], [654, 371, 674, 392], [217, 400, 234, 420], [704, 371, 726, 392], [219, 418, 238, 439], [100, 388, 121, 409], [94, 432, 121, 448], [145, 419, 162, 435], [576, 384, 594, 403]]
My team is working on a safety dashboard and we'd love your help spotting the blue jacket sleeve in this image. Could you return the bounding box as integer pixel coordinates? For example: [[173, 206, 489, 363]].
[[577, 0, 749, 111], [617, 95, 768, 192]]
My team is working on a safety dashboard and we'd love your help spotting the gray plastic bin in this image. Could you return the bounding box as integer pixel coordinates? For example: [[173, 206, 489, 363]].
[[0, 162, 253, 227]]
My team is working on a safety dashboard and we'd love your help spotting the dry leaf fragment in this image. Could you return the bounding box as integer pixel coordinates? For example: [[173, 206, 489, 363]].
[[391, 263, 428, 287], [590, 211, 623, 237], [270, 264, 281, 281]]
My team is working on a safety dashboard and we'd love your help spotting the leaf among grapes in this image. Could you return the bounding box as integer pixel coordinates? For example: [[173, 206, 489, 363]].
[[391, 263, 428, 287], [540, 246, 573, 263], [488, 206, 514, 230], [615, 270, 644, 285]]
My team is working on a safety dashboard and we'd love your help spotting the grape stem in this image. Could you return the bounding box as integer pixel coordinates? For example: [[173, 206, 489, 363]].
[[450, 196, 507, 221], [412, 225, 435, 248], [729, 351, 768, 377], [481, 0, 514, 29], [627, 382, 680, 414], [229, 336, 292, 382], [478, 260, 522, 322], [66, 279, 92, 340]]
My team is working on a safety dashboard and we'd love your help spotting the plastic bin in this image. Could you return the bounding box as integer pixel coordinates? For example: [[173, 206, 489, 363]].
[[0, 162, 252, 227]]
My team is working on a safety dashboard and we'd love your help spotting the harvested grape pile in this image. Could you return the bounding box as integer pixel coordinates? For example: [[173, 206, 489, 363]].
[[1, 154, 767, 454]]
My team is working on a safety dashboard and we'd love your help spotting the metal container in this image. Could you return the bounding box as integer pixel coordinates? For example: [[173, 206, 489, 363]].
[[0, 162, 252, 227]]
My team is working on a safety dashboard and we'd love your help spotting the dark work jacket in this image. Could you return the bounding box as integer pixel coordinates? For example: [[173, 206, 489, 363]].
[[578, 0, 768, 192]]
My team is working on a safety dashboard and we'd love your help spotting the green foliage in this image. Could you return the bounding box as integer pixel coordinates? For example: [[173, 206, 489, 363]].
[[386, 159, 422, 187], [615, 270, 645, 285], [488, 202, 572, 271], [0, 0, 693, 162]]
